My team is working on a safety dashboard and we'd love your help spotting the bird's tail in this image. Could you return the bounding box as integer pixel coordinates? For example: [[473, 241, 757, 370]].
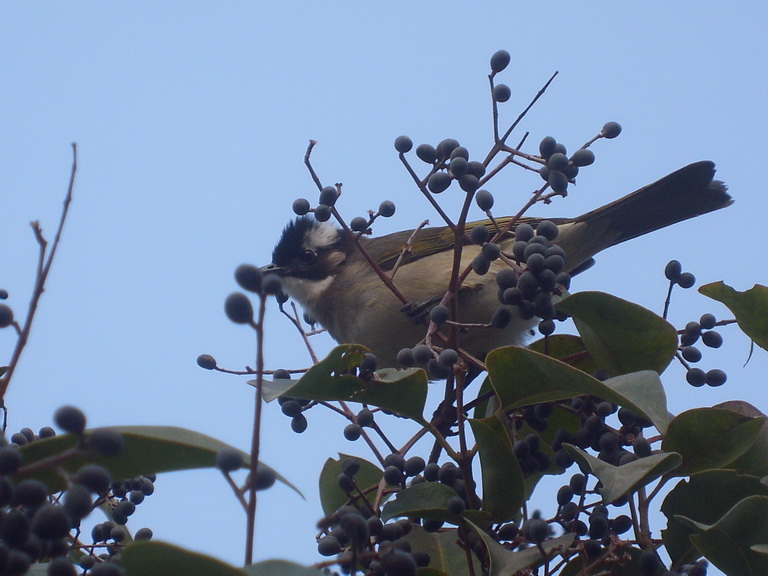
[[558, 161, 732, 271]]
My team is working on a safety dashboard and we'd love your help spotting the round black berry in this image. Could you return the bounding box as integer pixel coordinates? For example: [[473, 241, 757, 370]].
[[394, 135, 413, 153], [379, 200, 396, 217], [224, 292, 253, 324], [490, 49, 511, 73], [54, 406, 86, 435], [292, 198, 310, 215], [601, 121, 622, 139]]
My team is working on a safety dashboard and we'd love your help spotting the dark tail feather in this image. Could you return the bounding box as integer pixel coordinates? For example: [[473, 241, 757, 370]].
[[576, 161, 732, 246]]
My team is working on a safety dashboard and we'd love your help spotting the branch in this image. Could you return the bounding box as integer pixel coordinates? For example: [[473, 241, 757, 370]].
[[0, 143, 78, 405]]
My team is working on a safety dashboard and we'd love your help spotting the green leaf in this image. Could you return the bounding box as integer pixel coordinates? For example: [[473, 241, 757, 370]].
[[557, 291, 678, 375], [318, 454, 383, 517], [405, 525, 480, 575], [469, 417, 524, 522], [563, 444, 681, 503], [528, 334, 599, 374], [244, 560, 325, 576], [700, 282, 768, 351], [467, 518, 575, 576], [269, 345, 428, 421], [718, 402, 768, 478], [123, 541, 249, 576], [662, 408, 765, 476], [662, 470, 768, 566], [559, 547, 657, 576], [381, 481, 483, 523], [17, 426, 300, 497], [679, 495, 768, 576], [486, 347, 670, 433]]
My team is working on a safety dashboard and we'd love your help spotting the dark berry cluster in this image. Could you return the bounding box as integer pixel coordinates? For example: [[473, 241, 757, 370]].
[[537, 135, 597, 195], [0, 406, 156, 575], [395, 342, 457, 379], [665, 259, 696, 290], [292, 181, 397, 230], [680, 313, 727, 387], [491, 220, 570, 336]]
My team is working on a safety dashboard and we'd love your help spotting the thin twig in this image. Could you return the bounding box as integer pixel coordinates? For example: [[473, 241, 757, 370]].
[[0, 143, 78, 405]]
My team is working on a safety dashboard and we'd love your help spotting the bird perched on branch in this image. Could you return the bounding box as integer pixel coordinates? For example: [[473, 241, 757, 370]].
[[263, 161, 731, 367]]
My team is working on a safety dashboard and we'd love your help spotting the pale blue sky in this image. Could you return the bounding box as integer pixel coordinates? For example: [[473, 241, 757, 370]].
[[2, 3, 766, 573]]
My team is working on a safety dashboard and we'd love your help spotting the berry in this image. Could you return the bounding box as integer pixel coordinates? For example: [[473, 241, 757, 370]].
[[261, 275, 283, 297], [467, 161, 486, 178], [292, 198, 310, 215], [481, 242, 501, 260], [427, 172, 452, 194], [449, 146, 469, 161], [273, 369, 291, 380], [539, 136, 557, 159], [317, 535, 341, 556], [601, 121, 622, 139], [290, 414, 308, 434], [378, 200, 396, 217], [255, 466, 277, 490], [319, 186, 338, 207], [496, 268, 518, 290], [360, 353, 377, 372], [235, 264, 263, 293], [412, 344, 433, 364], [436, 138, 460, 160], [429, 305, 450, 325], [0, 446, 21, 475], [280, 400, 303, 418], [571, 148, 595, 167], [384, 465, 403, 486], [547, 152, 569, 171], [706, 369, 727, 387], [459, 174, 480, 192], [475, 189, 494, 211], [343, 424, 362, 441], [314, 204, 332, 222], [394, 135, 413, 153], [548, 170, 569, 193], [437, 348, 459, 367], [404, 456, 425, 477], [75, 464, 111, 494], [0, 305, 13, 328], [699, 313, 717, 329], [677, 272, 696, 288], [134, 527, 153, 540], [471, 254, 491, 275], [526, 518, 549, 543], [381, 550, 418, 576], [493, 84, 511, 103], [350, 216, 368, 232], [87, 428, 124, 457], [664, 260, 682, 281], [397, 348, 415, 366], [196, 354, 217, 370], [38, 426, 56, 439], [633, 437, 652, 457], [447, 495, 465, 515], [54, 406, 86, 435], [639, 550, 660, 576], [702, 330, 723, 348], [469, 225, 490, 245], [449, 157, 468, 177], [536, 220, 559, 241], [215, 449, 244, 473], [415, 144, 437, 164], [224, 292, 253, 324], [47, 557, 77, 576], [14, 478, 48, 508], [31, 504, 71, 540], [490, 49, 511, 73], [686, 367, 706, 387], [681, 346, 702, 363]]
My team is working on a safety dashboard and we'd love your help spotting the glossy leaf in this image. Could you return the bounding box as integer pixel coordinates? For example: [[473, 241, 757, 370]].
[[563, 444, 681, 503], [262, 345, 427, 421], [662, 470, 768, 566], [469, 417, 524, 522], [678, 495, 768, 576], [381, 481, 480, 523], [123, 541, 249, 576], [718, 402, 768, 478], [319, 454, 382, 517], [486, 347, 670, 433], [662, 408, 765, 476], [17, 426, 299, 496], [557, 291, 678, 375], [528, 334, 598, 374], [700, 282, 768, 351], [468, 518, 575, 576], [405, 525, 480, 575]]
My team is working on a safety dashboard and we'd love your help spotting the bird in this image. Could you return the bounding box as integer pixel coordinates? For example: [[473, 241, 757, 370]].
[[262, 161, 731, 368]]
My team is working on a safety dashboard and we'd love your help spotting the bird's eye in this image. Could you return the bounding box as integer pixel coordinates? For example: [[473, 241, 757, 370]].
[[299, 250, 317, 264]]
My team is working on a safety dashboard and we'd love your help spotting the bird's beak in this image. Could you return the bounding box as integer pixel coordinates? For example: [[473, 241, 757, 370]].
[[260, 263, 282, 276]]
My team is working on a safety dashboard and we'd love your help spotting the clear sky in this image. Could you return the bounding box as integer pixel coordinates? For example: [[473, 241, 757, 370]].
[[2, 3, 766, 574]]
